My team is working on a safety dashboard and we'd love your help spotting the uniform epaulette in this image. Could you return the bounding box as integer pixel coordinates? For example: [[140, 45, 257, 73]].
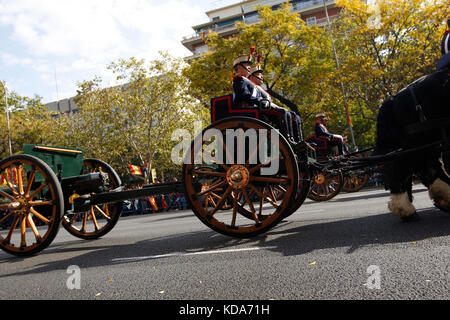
[[233, 74, 250, 81]]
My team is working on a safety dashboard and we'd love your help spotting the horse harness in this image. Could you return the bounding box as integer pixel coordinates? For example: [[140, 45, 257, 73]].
[[404, 75, 450, 139]]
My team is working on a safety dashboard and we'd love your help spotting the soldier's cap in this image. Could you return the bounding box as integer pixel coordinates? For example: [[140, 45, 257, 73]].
[[249, 65, 263, 76], [233, 55, 253, 68], [315, 113, 329, 119]]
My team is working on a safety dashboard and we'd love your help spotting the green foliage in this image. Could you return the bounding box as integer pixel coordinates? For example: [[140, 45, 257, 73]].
[[64, 53, 205, 182]]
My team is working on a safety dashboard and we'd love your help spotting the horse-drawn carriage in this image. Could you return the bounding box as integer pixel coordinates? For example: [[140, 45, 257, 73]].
[[1, 67, 449, 257]]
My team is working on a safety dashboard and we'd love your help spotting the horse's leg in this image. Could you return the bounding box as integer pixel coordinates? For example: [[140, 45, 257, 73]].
[[422, 153, 450, 212], [385, 160, 418, 220]]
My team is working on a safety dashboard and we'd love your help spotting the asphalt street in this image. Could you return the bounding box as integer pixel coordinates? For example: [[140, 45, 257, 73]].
[[1, 185, 450, 301]]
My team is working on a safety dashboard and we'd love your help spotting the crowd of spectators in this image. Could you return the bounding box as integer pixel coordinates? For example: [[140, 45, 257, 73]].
[[121, 178, 189, 216]]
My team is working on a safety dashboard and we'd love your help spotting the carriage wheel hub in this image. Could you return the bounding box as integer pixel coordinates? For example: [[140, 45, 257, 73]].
[[314, 174, 326, 184], [227, 165, 249, 189], [11, 196, 29, 214]]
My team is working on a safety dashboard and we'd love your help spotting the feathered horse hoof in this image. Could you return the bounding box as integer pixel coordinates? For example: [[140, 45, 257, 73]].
[[429, 179, 450, 213], [400, 212, 421, 222]]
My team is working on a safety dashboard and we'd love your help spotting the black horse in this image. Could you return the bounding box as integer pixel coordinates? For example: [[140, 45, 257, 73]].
[[375, 68, 450, 220]]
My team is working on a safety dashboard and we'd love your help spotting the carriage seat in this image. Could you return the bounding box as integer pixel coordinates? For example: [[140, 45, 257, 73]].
[[305, 135, 328, 150], [210, 94, 301, 144], [305, 135, 339, 159], [210, 94, 260, 123]]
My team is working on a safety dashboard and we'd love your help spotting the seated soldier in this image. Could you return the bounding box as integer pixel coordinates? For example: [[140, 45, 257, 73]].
[[232, 54, 292, 139], [232, 54, 259, 107], [314, 113, 346, 155], [248, 65, 304, 143]]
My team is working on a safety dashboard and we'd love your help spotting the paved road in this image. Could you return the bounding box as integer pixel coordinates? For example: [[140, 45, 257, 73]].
[[1, 185, 450, 302]]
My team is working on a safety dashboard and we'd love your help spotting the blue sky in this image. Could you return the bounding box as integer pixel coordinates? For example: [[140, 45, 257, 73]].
[[0, 0, 239, 103]]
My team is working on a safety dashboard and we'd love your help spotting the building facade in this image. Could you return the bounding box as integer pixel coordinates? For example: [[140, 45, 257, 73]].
[[44, 97, 78, 116], [181, 0, 339, 58]]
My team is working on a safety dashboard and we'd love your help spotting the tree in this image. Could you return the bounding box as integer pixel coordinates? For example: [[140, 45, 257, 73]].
[[184, 0, 450, 150], [333, 0, 450, 121], [184, 3, 344, 140], [0, 83, 57, 158], [65, 53, 205, 182]]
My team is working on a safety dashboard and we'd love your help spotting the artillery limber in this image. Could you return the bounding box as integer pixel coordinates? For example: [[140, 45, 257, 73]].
[[0, 145, 184, 256]]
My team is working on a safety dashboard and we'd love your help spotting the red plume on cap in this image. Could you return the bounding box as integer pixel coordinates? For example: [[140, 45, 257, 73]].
[[257, 53, 261, 63], [250, 46, 255, 55]]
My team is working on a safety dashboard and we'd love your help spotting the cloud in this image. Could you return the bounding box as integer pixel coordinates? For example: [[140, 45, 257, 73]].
[[1, 0, 205, 59], [0, 0, 207, 101]]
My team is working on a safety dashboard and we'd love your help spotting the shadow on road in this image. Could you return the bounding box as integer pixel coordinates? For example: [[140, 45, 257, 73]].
[[324, 187, 427, 204], [1, 203, 449, 278]]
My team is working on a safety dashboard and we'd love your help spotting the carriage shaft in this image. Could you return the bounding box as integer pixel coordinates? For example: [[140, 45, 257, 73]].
[[72, 181, 185, 213]]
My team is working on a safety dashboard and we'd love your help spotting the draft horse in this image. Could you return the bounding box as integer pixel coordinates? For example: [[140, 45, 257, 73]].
[[375, 68, 450, 221]]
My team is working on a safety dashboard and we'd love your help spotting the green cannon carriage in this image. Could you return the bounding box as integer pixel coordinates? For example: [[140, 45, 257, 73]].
[[0, 145, 125, 256], [0, 144, 185, 256]]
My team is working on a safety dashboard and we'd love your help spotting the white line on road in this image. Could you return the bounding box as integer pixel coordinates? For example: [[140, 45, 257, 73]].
[[298, 209, 324, 213], [111, 246, 278, 263]]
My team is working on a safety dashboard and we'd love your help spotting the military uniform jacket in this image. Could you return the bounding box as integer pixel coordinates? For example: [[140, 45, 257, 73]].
[[233, 75, 260, 107], [314, 121, 334, 139], [438, 31, 450, 71], [254, 83, 272, 102]]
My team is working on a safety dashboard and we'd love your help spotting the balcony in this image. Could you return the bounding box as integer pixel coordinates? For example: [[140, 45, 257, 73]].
[[181, 0, 337, 52]]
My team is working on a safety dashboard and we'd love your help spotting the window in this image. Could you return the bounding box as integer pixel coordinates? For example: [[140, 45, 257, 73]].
[[306, 17, 317, 25], [195, 45, 209, 55]]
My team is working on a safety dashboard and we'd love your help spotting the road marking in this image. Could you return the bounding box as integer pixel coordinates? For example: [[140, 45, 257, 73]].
[[111, 246, 278, 263], [299, 209, 324, 213]]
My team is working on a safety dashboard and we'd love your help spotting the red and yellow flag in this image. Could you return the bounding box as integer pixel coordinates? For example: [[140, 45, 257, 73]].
[[161, 195, 169, 210], [149, 196, 158, 211], [1, 168, 17, 185], [129, 165, 143, 176]]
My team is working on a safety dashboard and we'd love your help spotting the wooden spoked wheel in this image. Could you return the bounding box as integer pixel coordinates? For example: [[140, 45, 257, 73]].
[[200, 167, 233, 210], [62, 159, 122, 240], [307, 170, 343, 201], [342, 171, 369, 193], [183, 117, 299, 238], [0, 155, 64, 256], [281, 168, 311, 218]]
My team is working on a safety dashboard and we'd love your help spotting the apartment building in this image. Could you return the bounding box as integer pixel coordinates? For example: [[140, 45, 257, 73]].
[[44, 97, 78, 116], [181, 0, 340, 58]]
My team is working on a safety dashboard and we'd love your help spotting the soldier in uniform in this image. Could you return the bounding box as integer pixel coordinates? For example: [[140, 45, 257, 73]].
[[248, 65, 303, 142], [232, 55, 260, 108], [437, 16, 450, 71], [314, 113, 346, 155], [232, 55, 290, 139]]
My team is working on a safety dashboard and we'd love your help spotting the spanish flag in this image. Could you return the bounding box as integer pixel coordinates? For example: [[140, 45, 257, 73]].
[[161, 195, 169, 210], [149, 196, 158, 211], [0, 173, 6, 185], [1, 168, 17, 185], [129, 165, 143, 176]]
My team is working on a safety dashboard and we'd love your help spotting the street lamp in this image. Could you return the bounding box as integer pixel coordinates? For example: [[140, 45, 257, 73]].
[[322, 0, 358, 151], [1, 81, 12, 156]]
